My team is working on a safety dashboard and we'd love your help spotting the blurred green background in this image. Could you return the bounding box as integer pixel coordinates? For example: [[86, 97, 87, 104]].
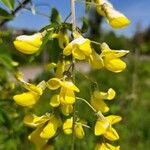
[[0, 0, 150, 150]]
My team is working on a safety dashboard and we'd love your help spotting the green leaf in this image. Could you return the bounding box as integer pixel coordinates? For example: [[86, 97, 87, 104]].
[[50, 8, 62, 24], [0, 0, 14, 10], [81, 17, 89, 33], [0, 7, 14, 20], [0, 54, 14, 71]]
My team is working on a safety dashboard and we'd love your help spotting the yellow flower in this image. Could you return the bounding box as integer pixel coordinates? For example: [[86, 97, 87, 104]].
[[52, 31, 69, 49], [48, 78, 79, 116], [100, 43, 129, 73], [63, 118, 85, 139], [13, 92, 40, 107], [95, 142, 120, 150], [94, 115, 122, 141], [24, 114, 61, 149], [14, 33, 43, 54], [95, 0, 130, 28], [49, 94, 73, 116], [13, 72, 46, 107], [88, 49, 104, 69], [63, 36, 92, 60], [61, 104, 73, 116], [91, 88, 115, 113], [47, 78, 79, 105]]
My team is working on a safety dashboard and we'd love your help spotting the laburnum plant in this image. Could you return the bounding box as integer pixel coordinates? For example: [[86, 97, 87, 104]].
[[13, 0, 130, 149]]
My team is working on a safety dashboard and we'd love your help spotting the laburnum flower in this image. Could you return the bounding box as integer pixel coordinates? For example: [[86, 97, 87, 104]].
[[63, 117, 85, 139], [14, 32, 43, 54], [100, 43, 129, 73], [95, 142, 120, 150], [47, 78, 79, 116], [91, 88, 116, 113], [95, 115, 122, 141], [13, 72, 46, 107], [88, 49, 104, 69], [94, 0, 130, 28], [23, 114, 61, 150], [52, 30, 69, 49], [63, 36, 92, 60]]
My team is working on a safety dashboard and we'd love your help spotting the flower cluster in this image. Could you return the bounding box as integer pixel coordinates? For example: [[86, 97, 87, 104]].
[[13, 0, 130, 149]]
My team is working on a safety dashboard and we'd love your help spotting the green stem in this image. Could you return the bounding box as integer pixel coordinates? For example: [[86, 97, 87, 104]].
[[76, 97, 96, 113], [71, 0, 76, 149]]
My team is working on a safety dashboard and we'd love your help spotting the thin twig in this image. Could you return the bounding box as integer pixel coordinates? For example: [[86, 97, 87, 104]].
[[71, 0, 76, 149], [0, 0, 31, 26], [76, 97, 96, 113]]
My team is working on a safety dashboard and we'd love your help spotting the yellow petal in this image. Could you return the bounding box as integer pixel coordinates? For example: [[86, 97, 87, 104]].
[[75, 124, 85, 139], [52, 33, 59, 38], [104, 126, 119, 141], [95, 143, 107, 150], [23, 114, 49, 127], [40, 120, 57, 139], [60, 88, 75, 105], [16, 71, 44, 95], [63, 118, 73, 134], [47, 78, 61, 90], [94, 119, 109, 136], [14, 33, 42, 54], [13, 92, 39, 107], [61, 81, 79, 92], [72, 47, 86, 60], [106, 115, 122, 125], [55, 61, 65, 78], [104, 58, 126, 73], [61, 104, 73, 116], [28, 126, 48, 149], [108, 15, 130, 29], [106, 143, 120, 150], [14, 41, 39, 54], [58, 32, 69, 49], [99, 88, 116, 100], [91, 96, 109, 113], [89, 50, 104, 69], [50, 94, 60, 107], [79, 39, 92, 56], [44, 63, 57, 71], [63, 43, 72, 56]]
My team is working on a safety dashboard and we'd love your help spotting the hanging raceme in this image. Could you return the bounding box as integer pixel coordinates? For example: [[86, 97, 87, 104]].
[[12, 0, 130, 149]]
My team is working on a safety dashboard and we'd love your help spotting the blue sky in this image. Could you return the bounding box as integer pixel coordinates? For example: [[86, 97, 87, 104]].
[[1, 0, 150, 37]]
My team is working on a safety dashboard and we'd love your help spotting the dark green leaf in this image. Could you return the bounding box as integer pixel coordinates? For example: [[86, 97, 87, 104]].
[[0, 54, 14, 71], [81, 17, 89, 33], [50, 8, 61, 24], [0, 0, 14, 10], [0, 7, 14, 20]]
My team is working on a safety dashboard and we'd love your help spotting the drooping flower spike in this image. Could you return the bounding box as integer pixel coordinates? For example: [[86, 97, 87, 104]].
[[14, 32, 43, 54], [94, 0, 130, 28]]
